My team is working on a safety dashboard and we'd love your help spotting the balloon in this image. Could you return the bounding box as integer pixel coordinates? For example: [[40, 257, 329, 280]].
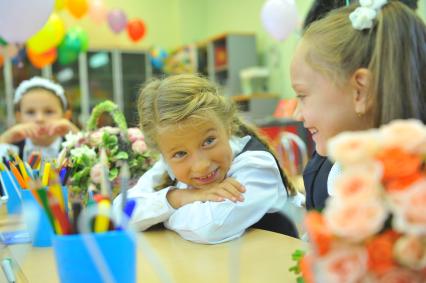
[[67, 0, 89, 19], [69, 26, 89, 52], [127, 19, 147, 42], [88, 0, 107, 24], [58, 43, 79, 65], [0, 55, 3, 68], [0, 0, 55, 43], [27, 47, 57, 69], [260, 0, 298, 41], [107, 10, 128, 34], [0, 37, 7, 46], [27, 13, 66, 54], [149, 48, 168, 70]]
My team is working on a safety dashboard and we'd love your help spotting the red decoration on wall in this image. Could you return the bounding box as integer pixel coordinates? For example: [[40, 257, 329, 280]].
[[126, 19, 146, 42]]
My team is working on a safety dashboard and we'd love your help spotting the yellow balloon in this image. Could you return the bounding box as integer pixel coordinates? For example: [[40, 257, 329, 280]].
[[55, 0, 66, 11], [27, 13, 65, 54]]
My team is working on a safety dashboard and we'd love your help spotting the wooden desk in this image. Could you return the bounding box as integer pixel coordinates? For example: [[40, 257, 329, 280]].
[[0, 213, 306, 283]]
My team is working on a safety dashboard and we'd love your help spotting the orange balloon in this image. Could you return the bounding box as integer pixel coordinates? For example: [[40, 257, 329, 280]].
[[67, 0, 88, 19], [0, 54, 3, 68], [127, 19, 146, 42], [27, 47, 57, 69]]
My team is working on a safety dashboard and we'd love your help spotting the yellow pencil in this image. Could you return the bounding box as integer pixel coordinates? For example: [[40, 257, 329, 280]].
[[41, 162, 51, 187], [94, 200, 111, 233]]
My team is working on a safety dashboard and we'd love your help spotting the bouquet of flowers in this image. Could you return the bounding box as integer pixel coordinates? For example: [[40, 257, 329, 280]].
[[61, 100, 158, 198], [292, 120, 426, 283]]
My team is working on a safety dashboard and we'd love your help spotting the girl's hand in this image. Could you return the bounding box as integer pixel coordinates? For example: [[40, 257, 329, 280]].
[[44, 118, 79, 136], [0, 123, 41, 144], [166, 178, 246, 209]]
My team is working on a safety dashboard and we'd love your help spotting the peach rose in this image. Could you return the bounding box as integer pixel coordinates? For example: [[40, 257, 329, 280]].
[[315, 246, 367, 283], [90, 163, 103, 184], [304, 211, 332, 256], [132, 140, 147, 154], [394, 235, 426, 270], [366, 230, 399, 275], [333, 166, 382, 202], [324, 199, 387, 242], [380, 119, 426, 153], [327, 131, 381, 165], [388, 178, 426, 235]]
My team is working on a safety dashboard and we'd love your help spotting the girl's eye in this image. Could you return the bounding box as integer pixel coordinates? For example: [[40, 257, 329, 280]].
[[25, 110, 35, 115], [203, 136, 216, 147], [45, 110, 54, 115], [296, 94, 306, 101], [172, 151, 187, 159]]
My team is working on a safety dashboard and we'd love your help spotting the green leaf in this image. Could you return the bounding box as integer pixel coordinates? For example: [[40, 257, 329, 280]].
[[116, 151, 128, 160], [109, 167, 118, 181]]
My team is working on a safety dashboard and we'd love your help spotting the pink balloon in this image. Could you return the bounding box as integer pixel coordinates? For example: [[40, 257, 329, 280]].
[[89, 0, 107, 24], [260, 0, 298, 41], [107, 9, 127, 34], [0, 0, 55, 43]]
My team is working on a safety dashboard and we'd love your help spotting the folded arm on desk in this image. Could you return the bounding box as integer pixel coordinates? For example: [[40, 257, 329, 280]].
[[113, 151, 288, 244], [165, 151, 287, 244]]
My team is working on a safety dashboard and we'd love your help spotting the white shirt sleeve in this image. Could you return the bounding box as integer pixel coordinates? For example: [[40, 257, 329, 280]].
[[164, 151, 288, 244], [112, 159, 176, 231]]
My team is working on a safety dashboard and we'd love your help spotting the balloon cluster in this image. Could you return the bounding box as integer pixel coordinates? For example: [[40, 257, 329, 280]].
[[149, 48, 168, 70], [0, 0, 148, 69]]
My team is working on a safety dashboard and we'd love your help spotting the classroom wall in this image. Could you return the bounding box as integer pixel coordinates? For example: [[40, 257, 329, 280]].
[[62, 0, 426, 99]]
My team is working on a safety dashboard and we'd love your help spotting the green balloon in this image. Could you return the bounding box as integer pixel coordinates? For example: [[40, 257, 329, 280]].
[[58, 40, 79, 65], [0, 37, 7, 46]]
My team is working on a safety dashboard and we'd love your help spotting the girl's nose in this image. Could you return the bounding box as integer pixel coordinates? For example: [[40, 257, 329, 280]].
[[192, 153, 211, 174], [34, 112, 45, 123], [292, 101, 304, 122]]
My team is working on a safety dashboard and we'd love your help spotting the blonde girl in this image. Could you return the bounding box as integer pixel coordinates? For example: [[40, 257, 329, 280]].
[[113, 74, 303, 243]]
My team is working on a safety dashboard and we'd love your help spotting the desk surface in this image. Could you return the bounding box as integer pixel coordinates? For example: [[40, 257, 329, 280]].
[[0, 213, 306, 283]]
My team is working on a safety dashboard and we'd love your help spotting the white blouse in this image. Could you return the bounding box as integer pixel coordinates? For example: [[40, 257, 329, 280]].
[[113, 135, 301, 244]]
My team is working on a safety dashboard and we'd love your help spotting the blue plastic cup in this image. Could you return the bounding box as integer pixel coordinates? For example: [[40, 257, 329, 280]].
[[0, 171, 23, 215], [21, 186, 69, 247], [53, 231, 136, 283]]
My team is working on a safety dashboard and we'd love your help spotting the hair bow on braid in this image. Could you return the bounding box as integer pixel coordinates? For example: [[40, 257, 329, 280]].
[[349, 0, 388, 30]]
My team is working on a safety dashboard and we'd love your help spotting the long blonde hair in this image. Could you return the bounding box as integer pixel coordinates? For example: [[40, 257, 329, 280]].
[[138, 74, 295, 194], [303, 0, 426, 126]]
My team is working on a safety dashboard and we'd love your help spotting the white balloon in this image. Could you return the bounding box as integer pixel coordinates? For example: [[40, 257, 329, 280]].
[[0, 0, 55, 43], [261, 0, 299, 41]]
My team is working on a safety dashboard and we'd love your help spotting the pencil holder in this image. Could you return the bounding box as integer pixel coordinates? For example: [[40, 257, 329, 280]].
[[21, 186, 69, 247], [0, 170, 23, 215], [53, 230, 136, 283]]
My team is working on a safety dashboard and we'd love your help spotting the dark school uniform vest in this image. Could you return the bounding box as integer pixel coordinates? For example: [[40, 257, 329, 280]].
[[302, 150, 333, 211], [237, 136, 298, 238]]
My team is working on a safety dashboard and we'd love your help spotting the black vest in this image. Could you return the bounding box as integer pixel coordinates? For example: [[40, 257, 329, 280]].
[[303, 151, 333, 211], [239, 137, 298, 238]]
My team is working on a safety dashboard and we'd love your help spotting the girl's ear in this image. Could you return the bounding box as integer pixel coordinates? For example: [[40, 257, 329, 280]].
[[64, 109, 73, 120], [350, 68, 372, 115]]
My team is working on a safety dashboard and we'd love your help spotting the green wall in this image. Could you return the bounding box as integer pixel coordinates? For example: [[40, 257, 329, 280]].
[[63, 0, 426, 99]]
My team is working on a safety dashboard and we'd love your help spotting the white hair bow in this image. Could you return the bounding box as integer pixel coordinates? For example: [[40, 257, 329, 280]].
[[349, 0, 388, 30]]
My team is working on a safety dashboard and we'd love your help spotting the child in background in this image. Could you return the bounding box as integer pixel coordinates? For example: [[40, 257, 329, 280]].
[[113, 74, 303, 244], [292, 0, 426, 210], [0, 77, 79, 161]]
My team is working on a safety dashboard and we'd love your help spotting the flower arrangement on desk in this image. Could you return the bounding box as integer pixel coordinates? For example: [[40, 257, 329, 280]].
[[291, 119, 426, 283], [61, 100, 158, 198]]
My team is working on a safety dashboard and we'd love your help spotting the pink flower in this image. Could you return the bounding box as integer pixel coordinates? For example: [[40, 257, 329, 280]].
[[370, 267, 424, 283], [90, 130, 103, 146], [132, 140, 147, 154], [128, 127, 144, 143], [388, 178, 426, 235], [324, 199, 387, 242], [394, 235, 426, 270], [380, 119, 426, 153], [90, 163, 103, 184], [315, 246, 367, 283], [327, 131, 381, 165]]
